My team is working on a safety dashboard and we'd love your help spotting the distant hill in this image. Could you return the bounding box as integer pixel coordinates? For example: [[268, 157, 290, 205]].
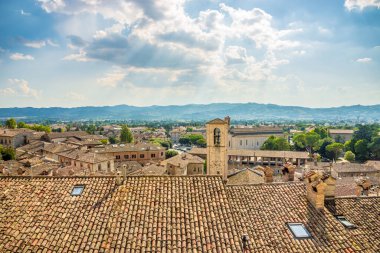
[[0, 103, 379, 121]]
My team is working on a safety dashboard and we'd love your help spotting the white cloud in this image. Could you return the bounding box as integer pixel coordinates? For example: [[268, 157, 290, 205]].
[[0, 87, 16, 95], [356, 57, 372, 63], [344, 0, 380, 10], [24, 40, 46, 48], [24, 39, 59, 48], [97, 67, 127, 87], [20, 9, 31, 16], [62, 50, 91, 62], [7, 79, 39, 97], [9, 53, 34, 61], [37, 1, 303, 93]]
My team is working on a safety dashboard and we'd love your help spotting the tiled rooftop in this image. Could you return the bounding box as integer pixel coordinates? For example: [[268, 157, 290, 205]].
[[226, 182, 378, 252], [0, 176, 241, 252], [0, 176, 379, 252]]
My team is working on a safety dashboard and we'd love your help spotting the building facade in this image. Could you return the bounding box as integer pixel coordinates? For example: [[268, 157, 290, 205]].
[[328, 129, 354, 143], [228, 126, 284, 150], [93, 143, 165, 165], [0, 128, 33, 148]]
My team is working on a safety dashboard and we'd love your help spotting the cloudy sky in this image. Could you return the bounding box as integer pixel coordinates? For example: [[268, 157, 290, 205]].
[[0, 0, 379, 108]]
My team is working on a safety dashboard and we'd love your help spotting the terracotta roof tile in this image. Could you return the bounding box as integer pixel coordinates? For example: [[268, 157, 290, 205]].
[[0, 177, 379, 252], [0, 176, 241, 252]]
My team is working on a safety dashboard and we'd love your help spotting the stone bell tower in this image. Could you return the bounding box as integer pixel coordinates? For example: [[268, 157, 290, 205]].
[[206, 117, 229, 181]]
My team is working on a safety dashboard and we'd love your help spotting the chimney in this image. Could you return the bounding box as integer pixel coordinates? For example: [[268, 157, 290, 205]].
[[355, 178, 372, 196], [257, 166, 274, 183], [321, 172, 336, 199], [116, 171, 122, 185], [224, 116, 230, 126], [304, 171, 327, 210], [282, 162, 295, 182]]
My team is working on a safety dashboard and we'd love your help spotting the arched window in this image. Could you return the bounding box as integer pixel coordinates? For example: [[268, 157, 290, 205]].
[[214, 128, 221, 145]]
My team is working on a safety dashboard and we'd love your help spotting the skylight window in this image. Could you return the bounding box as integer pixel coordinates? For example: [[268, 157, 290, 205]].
[[71, 185, 85, 196], [286, 223, 312, 239], [336, 216, 356, 229]]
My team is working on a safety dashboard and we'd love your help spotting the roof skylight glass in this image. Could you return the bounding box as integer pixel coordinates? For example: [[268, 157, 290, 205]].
[[287, 223, 312, 239], [71, 185, 85, 196], [336, 216, 356, 229]]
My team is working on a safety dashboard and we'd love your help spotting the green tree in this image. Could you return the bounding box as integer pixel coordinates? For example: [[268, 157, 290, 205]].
[[334, 135, 345, 143], [100, 139, 108, 145], [369, 137, 380, 159], [313, 127, 328, 139], [292, 133, 306, 151], [354, 139, 369, 161], [165, 150, 178, 159], [318, 138, 334, 158], [179, 134, 205, 146], [261, 136, 290, 151], [1, 147, 16, 161], [120, 125, 133, 143], [344, 140, 354, 153], [5, 118, 17, 129], [344, 151, 355, 162], [86, 124, 96, 134], [293, 132, 321, 153], [326, 143, 344, 161], [150, 138, 172, 149], [17, 121, 27, 128], [195, 138, 207, 148], [305, 132, 321, 153], [353, 125, 375, 143], [108, 136, 117, 144]]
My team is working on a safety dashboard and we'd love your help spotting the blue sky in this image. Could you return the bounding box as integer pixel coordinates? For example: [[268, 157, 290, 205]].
[[0, 0, 379, 108]]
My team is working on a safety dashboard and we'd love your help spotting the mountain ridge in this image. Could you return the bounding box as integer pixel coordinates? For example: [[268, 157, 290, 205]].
[[0, 103, 379, 121]]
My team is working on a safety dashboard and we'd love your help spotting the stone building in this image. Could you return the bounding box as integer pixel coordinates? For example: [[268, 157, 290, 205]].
[[328, 129, 354, 143], [0, 128, 33, 148], [93, 143, 165, 165], [162, 153, 204, 175], [228, 126, 284, 150], [57, 149, 114, 173]]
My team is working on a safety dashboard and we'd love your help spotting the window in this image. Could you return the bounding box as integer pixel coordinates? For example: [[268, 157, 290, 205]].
[[107, 161, 111, 169], [71, 185, 85, 196], [286, 223, 312, 239], [124, 155, 129, 159], [140, 154, 144, 158], [116, 155, 120, 159], [240, 140, 242, 146], [151, 154, 156, 158], [132, 154, 136, 159], [336, 216, 356, 229], [161, 152, 163, 156], [246, 140, 248, 145], [98, 164, 101, 171], [214, 128, 221, 145]]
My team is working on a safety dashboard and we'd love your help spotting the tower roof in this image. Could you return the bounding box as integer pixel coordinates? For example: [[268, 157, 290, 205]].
[[206, 118, 227, 124]]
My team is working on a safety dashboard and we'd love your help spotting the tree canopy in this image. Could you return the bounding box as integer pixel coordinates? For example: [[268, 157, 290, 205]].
[[5, 118, 17, 129], [179, 134, 206, 147], [120, 125, 134, 143], [325, 142, 344, 161], [261, 136, 290, 151]]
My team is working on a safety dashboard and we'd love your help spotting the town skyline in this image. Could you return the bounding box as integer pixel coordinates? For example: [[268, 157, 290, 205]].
[[1, 0, 380, 108]]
